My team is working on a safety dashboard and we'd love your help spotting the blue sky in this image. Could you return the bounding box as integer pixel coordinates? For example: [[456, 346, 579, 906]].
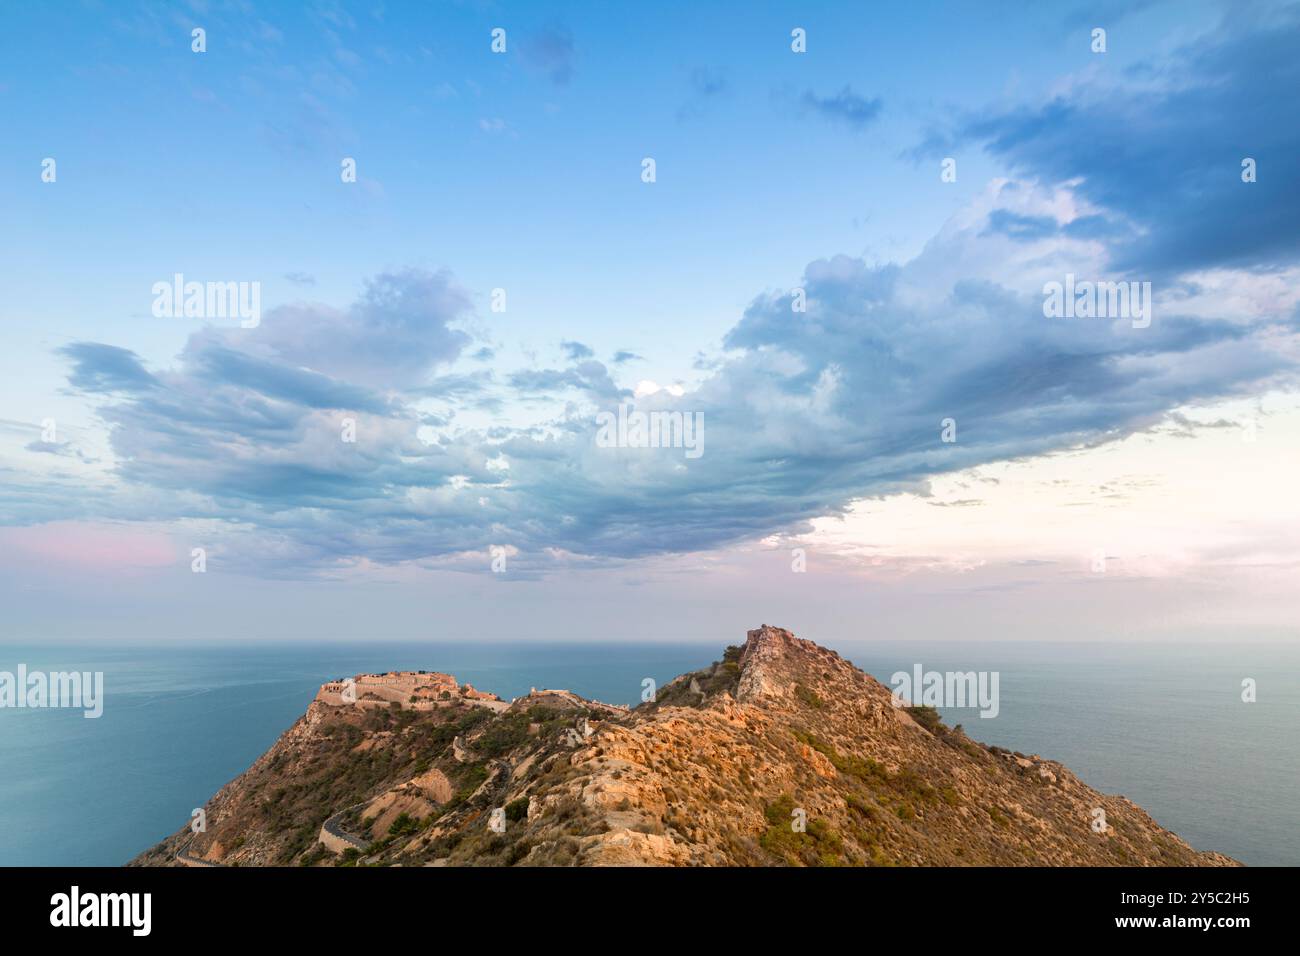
[[2, 0, 1298, 643]]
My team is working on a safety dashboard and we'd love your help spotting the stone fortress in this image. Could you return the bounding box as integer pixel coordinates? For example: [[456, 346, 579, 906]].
[[317, 670, 511, 713], [309, 673, 628, 857]]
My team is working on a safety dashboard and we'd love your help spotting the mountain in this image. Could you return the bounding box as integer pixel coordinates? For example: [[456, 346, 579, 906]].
[[130, 625, 1236, 867]]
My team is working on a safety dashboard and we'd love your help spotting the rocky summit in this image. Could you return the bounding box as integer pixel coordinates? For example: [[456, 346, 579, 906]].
[[131, 625, 1237, 867]]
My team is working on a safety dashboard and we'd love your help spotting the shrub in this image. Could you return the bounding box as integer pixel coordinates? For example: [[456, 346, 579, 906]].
[[892, 767, 937, 803], [795, 684, 825, 709], [793, 730, 886, 782], [760, 794, 843, 866], [299, 845, 329, 867], [388, 812, 421, 837], [764, 793, 797, 826], [905, 705, 944, 734], [474, 716, 530, 757], [505, 841, 531, 866], [451, 763, 489, 804], [846, 792, 877, 821]]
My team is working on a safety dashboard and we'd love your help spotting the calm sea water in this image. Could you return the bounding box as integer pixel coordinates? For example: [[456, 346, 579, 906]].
[[0, 640, 1295, 866]]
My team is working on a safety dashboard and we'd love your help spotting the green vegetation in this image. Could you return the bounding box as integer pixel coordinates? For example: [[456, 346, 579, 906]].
[[891, 767, 937, 804], [505, 841, 531, 865], [451, 762, 489, 804], [845, 792, 878, 821], [789, 728, 943, 832], [474, 713, 531, 757], [388, 812, 421, 838], [760, 794, 845, 866], [792, 730, 887, 782], [719, 646, 743, 677], [299, 845, 330, 867], [905, 705, 944, 734], [795, 683, 825, 710], [649, 644, 752, 709]]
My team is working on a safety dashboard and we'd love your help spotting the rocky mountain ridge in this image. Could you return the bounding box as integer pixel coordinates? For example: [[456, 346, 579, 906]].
[[131, 625, 1236, 867]]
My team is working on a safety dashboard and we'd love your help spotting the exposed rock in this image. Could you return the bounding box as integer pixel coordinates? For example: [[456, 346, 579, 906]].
[[129, 625, 1237, 868]]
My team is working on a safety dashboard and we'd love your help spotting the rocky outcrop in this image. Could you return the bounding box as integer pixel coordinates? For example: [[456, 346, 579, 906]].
[[130, 625, 1237, 868]]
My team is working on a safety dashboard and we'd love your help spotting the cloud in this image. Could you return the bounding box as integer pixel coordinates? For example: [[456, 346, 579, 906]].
[[187, 344, 394, 413], [24, 440, 77, 458], [59, 343, 159, 393], [229, 268, 473, 389], [520, 24, 576, 85], [409, 371, 494, 400], [801, 86, 883, 130], [678, 67, 727, 120], [688, 67, 726, 97], [980, 209, 1060, 242], [1061, 0, 1161, 30], [48, 185, 1294, 575], [955, 8, 1300, 277], [508, 360, 627, 403], [22, 14, 1300, 577]]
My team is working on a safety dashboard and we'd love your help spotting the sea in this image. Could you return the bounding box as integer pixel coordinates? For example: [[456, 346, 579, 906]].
[[0, 640, 1295, 867]]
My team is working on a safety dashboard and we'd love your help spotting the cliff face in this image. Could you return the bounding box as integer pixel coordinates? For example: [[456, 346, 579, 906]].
[[131, 625, 1237, 867]]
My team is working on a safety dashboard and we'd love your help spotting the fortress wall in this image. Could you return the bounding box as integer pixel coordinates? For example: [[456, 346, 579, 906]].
[[319, 827, 361, 855]]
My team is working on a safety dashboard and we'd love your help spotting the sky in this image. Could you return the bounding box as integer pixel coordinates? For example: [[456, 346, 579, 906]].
[[1, 0, 1298, 643]]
